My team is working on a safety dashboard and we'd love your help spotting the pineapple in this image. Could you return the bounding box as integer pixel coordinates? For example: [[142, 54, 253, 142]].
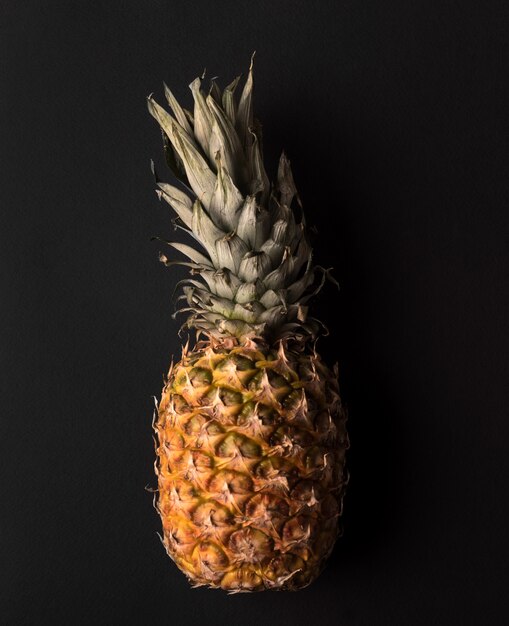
[[147, 56, 348, 592]]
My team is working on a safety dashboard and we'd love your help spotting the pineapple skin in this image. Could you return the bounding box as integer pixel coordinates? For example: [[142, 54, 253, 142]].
[[155, 340, 348, 592]]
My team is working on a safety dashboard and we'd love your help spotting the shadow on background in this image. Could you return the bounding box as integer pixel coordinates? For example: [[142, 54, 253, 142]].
[[263, 97, 409, 570]]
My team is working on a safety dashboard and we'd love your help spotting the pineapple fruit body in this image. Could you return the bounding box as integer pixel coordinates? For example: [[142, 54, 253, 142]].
[[156, 341, 347, 591], [148, 56, 348, 591]]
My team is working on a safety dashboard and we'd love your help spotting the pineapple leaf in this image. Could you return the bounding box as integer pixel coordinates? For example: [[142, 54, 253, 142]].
[[231, 303, 260, 324], [155, 181, 193, 229], [200, 268, 240, 299], [263, 248, 295, 290], [277, 152, 301, 208], [209, 153, 244, 231], [286, 268, 315, 303], [168, 241, 213, 267], [291, 235, 312, 280], [238, 251, 272, 283], [234, 281, 259, 304], [222, 75, 241, 124], [287, 303, 308, 322], [260, 238, 285, 267], [248, 127, 269, 204], [158, 252, 207, 271], [236, 199, 271, 251], [148, 95, 217, 206], [209, 77, 222, 104], [259, 304, 285, 325], [189, 77, 213, 156], [148, 58, 337, 343], [235, 195, 258, 248], [163, 83, 194, 136], [259, 289, 281, 309], [270, 219, 290, 245], [183, 107, 194, 127], [191, 199, 225, 265], [207, 94, 247, 184], [199, 289, 235, 318], [161, 132, 190, 186], [172, 131, 217, 208], [236, 53, 255, 151], [215, 233, 249, 274]]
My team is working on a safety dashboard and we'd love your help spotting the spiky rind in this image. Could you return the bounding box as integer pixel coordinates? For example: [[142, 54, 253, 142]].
[[155, 341, 348, 592]]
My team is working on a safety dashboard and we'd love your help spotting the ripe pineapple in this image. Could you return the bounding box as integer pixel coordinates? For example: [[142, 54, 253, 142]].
[[148, 56, 348, 592]]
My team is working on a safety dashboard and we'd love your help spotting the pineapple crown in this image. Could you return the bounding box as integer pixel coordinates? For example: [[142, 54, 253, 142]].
[[148, 55, 334, 347]]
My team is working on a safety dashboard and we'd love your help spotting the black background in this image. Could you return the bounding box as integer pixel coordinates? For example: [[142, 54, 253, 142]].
[[2, 1, 509, 624]]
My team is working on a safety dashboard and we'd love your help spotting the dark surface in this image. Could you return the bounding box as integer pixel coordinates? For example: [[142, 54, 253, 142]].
[[2, 1, 509, 624]]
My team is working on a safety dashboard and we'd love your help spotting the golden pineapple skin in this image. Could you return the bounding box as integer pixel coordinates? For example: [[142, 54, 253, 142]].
[[155, 340, 348, 592]]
